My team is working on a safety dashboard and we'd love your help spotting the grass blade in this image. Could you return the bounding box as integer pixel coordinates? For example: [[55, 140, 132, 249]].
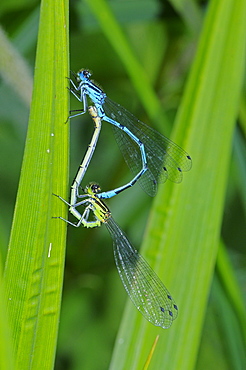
[[109, 0, 246, 368], [3, 0, 69, 367]]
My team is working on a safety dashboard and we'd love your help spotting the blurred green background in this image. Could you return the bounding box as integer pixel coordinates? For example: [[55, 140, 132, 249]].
[[0, 0, 245, 369]]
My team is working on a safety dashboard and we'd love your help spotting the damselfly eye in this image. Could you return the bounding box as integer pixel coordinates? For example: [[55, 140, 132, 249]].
[[83, 69, 91, 78], [91, 184, 101, 193]]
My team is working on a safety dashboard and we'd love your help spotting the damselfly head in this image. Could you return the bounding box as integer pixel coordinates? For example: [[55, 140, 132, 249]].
[[77, 69, 92, 81], [85, 182, 101, 195]]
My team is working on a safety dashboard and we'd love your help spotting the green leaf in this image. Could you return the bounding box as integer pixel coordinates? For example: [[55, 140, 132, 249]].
[[3, 0, 69, 368], [109, 0, 246, 368], [0, 256, 14, 369]]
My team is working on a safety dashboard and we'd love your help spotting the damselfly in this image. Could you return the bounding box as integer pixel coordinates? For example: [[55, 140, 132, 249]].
[[54, 183, 178, 329], [69, 69, 192, 199]]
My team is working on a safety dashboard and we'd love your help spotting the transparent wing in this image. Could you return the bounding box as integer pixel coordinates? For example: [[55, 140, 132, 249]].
[[103, 97, 192, 196], [105, 217, 178, 329], [111, 126, 158, 196]]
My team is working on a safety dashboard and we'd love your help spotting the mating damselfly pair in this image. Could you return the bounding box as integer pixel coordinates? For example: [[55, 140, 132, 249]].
[[54, 70, 192, 329]]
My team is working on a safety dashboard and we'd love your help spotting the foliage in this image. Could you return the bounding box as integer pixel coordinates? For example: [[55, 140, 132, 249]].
[[0, 0, 245, 369]]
